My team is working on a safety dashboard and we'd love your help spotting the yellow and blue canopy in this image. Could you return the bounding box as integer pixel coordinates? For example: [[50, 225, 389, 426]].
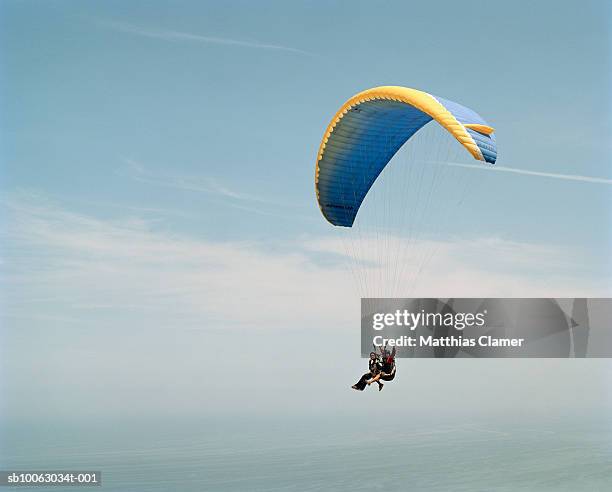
[[315, 86, 497, 227]]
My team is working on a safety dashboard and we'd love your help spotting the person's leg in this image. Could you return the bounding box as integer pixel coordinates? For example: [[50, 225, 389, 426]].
[[368, 373, 381, 385], [352, 372, 372, 391]]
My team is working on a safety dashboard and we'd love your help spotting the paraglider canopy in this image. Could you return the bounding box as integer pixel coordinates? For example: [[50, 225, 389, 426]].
[[315, 86, 497, 227]]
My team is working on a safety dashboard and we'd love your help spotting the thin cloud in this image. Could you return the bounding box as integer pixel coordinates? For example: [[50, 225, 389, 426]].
[[4, 194, 607, 332], [121, 159, 314, 221], [3, 193, 351, 329], [123, 158, 268, 203], [100, 20, 313, 56], [446, 162, 612, 185]]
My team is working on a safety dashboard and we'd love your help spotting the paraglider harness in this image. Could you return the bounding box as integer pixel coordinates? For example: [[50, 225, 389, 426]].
[[377, 346, 396, 381]]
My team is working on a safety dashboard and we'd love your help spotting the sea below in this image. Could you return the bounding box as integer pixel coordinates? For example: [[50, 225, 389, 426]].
[[1, 414, 611, 491]]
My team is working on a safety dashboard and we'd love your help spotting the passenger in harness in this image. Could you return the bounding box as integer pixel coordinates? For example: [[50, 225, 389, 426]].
[[351, 352, 383, 391]]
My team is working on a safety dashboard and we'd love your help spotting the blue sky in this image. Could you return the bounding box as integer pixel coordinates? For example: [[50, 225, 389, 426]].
[[1, 0, 612, 421], [3, 0, 611, 243]]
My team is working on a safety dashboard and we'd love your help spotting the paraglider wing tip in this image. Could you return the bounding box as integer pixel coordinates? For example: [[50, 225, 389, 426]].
[[464, 123, 495, 135]]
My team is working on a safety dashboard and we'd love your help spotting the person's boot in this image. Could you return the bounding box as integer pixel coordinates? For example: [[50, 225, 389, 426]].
[[378, 383, 384, 392]]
